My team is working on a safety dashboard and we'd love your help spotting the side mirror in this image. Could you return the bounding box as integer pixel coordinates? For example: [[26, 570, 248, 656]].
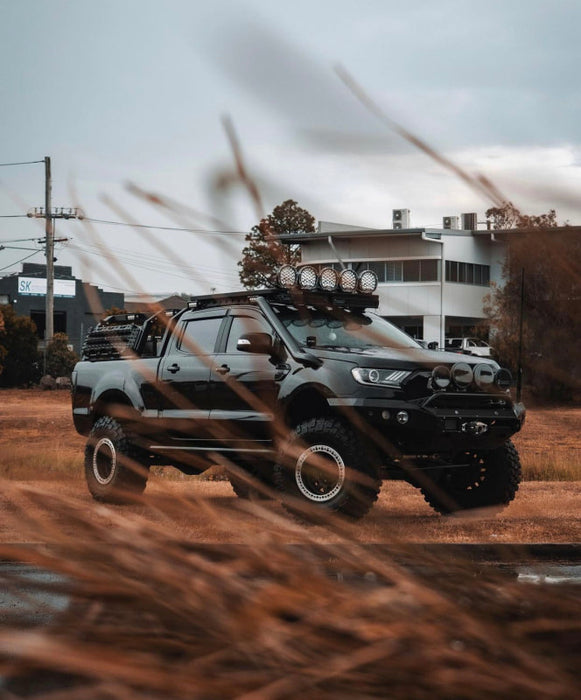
[[427, 341, 439, 350], [237, 332, 273, 355]]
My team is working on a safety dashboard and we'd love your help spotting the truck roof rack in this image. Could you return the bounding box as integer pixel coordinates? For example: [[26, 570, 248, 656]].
[[187, 288, 379, 311]]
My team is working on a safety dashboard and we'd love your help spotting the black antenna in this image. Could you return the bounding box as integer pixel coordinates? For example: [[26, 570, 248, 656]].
[[516, 268, 525, 403]]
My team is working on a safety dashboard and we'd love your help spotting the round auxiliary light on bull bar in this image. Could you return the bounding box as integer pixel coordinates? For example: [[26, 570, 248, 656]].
[[451, 362, 474, 389], [339, 268, 357, 293], [319, 266, 338, 291], [276, 264, 297, 289], [432, 365, 451, 389], [358, 269, 378, 294], [474, 363, 495, 391], [495, 368, 512, 391], [297, 265, 318, 291]]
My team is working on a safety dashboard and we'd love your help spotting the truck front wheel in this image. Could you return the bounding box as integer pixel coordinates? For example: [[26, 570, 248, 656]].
[[274, 417, 381, 520], [85, 416, 149, 503], [420, 440, 522, 515]]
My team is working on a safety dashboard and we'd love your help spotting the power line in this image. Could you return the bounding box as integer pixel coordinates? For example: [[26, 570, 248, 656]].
[[84, 217, 247, 236], [68, 243, 240, 283], [0, 250, 41, 272], [0, 212, 248, 235], [0, 236, 45, 243], [72, 240, 240, 277], [0, 245, 42, 252], [0, 160, 44, 167]]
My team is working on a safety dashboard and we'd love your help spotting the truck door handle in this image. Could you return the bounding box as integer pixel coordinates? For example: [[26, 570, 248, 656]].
[[216, 364, 230, 375], [167, 363, 180, 374]]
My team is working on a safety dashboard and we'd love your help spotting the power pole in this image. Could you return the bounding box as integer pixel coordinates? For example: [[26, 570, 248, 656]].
[[44, 156, 54, 344], [28, 156, 84, 371]]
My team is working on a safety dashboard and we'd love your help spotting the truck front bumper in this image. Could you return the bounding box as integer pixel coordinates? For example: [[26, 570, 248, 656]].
[[327, 394, 525, 455]]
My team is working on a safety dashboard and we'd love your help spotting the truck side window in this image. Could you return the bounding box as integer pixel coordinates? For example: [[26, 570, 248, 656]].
[[226, 316, 271, 353], [178, 317, 224, 355]]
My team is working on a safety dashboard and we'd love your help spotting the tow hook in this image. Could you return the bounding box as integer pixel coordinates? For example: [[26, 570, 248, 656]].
[[462, 421, 488, 436]]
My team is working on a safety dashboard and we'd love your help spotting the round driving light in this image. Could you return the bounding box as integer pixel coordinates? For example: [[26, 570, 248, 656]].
[[474, 363, 495, 391], [368, 369, 380, 383], [297, 265, 318, 291], [381, 410, 390, 420], [319, 266, 338, 291], [276, 264, 297, 289], [339, 268, 357, 293], [396, 411, 409, 425], [451, 362, 474, 389], [358, 269, 378, 294], [495, 368, 512, 391], [432, 365, 451, 389]]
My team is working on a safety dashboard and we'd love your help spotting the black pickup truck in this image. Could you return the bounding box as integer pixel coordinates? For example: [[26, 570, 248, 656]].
[[72, 265, 525, 519]]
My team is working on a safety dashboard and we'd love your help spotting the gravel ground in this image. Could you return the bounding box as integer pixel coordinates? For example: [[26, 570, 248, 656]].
[[1, 479, 579, 545]]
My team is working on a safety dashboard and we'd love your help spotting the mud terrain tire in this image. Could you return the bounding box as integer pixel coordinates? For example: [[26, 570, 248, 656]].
[[274, 417, 381, 520], [421, 439, 522, 515], [85, 416, 149, 503]]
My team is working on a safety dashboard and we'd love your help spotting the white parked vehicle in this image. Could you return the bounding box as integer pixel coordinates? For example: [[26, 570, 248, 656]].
[[445, 337, 495, 358]]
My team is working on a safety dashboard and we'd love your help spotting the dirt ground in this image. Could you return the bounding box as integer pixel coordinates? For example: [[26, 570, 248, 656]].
[[0, 389, 579, 544]]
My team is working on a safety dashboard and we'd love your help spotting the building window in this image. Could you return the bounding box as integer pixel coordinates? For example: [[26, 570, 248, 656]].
[[386, 261, 403, 282], [420, 259, 439, 281], [403, 260, 420, 282], [445, 260, 490, 286], [318, 260, 439, 283]]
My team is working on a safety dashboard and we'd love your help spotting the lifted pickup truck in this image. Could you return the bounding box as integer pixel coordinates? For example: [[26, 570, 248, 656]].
[[72, 265, 525, 519]]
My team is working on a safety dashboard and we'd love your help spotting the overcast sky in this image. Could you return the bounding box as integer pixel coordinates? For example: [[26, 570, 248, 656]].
[[1, 0, 580, 297]]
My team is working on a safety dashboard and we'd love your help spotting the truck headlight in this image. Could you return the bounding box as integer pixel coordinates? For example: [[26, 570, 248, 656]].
[[352, 367, 411, 387]]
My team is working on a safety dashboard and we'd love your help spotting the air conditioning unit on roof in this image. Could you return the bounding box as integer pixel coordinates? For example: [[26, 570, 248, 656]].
[[443, 216, 460, 230], [392, 209, 410, 229]]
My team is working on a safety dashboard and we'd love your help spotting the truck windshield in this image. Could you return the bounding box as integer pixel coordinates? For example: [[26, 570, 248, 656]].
[[278, 309, 419, 350]]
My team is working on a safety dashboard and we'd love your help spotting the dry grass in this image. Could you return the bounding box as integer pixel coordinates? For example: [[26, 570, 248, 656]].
[[0, 481, 579, 699], [1, 389, 579, 481]]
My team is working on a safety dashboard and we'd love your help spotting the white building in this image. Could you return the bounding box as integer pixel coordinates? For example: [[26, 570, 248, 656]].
[[279, 211, 507, 346]]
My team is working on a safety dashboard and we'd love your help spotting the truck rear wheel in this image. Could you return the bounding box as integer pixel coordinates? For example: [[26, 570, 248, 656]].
[[85, 416, 149, 503], [274, 417, 381, 520], [421, 440, 522, 515]]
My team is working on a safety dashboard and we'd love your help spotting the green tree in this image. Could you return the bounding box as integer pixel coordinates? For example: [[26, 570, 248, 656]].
[[484, 202, 580, 401], [46, 332, 79, 377], [0, 305, 41, 387], [238, 200, 316, 289]]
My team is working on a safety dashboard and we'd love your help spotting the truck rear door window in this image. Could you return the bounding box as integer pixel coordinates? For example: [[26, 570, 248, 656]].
[[178, 317, 224, 355]]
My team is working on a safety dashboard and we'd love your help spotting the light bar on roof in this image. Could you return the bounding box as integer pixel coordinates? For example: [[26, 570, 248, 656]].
[[339, 268, 357, 293], [276, 264, 297, 289], [297, 265, 318, 290], [319, 267, 338, 291], [358, 269, 378, 294]]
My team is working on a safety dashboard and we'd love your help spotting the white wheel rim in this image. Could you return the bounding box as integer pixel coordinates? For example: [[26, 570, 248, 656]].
[[295, 444, 345, 502], [93, 437, 117, 485]]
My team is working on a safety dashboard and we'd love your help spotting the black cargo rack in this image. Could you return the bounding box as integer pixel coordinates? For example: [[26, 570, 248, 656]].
[[188, 288, 379, 311], [81, 309, 181, 361]]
